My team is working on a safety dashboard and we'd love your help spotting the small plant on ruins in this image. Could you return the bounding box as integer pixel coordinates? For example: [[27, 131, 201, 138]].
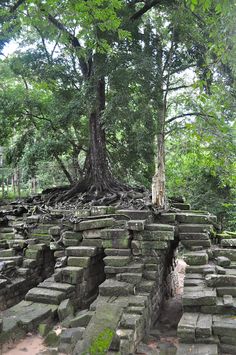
[[84, 328, 115, 355]]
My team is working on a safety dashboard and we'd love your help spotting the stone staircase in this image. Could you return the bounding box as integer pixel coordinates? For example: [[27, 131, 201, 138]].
[[177, 213, 236, 354]]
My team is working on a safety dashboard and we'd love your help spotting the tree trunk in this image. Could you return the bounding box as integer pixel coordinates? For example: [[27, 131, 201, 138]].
[[152, 102, 166, 208], [54, 154, 74, 185], [86, 76, 113, 192]]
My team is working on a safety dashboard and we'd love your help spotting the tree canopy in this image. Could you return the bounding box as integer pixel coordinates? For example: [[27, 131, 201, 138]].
[[0, 0, 235, 228]]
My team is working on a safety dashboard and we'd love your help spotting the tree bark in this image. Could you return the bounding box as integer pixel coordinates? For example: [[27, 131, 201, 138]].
[[54, 154, 74, 185]]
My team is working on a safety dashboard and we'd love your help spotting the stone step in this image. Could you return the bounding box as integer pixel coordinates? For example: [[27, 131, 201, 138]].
[[0, 256, 23, 266], [105, 263, 143, 276], [213, 248, 236, 261], [127, 220, 146, 231], [145, 223, 174, 232], [67, 256, 91, 267], [172, 203, 190, 210], [116, 273, 142, 285], [217, 287, 236, 297], [101, 229, 130, 249], [186, 264, 215, 275], [0, 248, 15, 257], [66, 246, 98, 257], [99, 279, 134, 296], [104, 256, 131, 267], [184, 252, 208, 266], [201, 297, 236, 315], [60, 266, 84, 285], [38, 281, 75, 294], [25, 287, 66, 304], [181, 239, 211, 248], [176, 344, 218, 355], [177, 312, 199, 342], [179, 224, 213, 233], [179, 233, 209, 240], [74, 218, 115, 231], [176, 213, 216, 224], [136, 280, 155, 293], [105, 248, 131, 256], [0, 233, 15, 240], [196, 313, 212, 338], [116, 210, 152, 221], [221, 239, 236, 248], [183, 289, 217, 307]]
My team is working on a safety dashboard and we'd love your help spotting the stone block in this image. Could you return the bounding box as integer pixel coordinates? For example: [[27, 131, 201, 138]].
[[83, 229, 103, 239], [0, 249, 15, 257], [141, 241, 168, 250], [44, 330, 59, 347], [177, 312, 199, 342], [104, 256, 130, 267], [179, 224, 212, 233], [223, 294, 234, 307], [127, 220, 146, 231], [69, 310, 93, 327], [131, 240, 142, 256], [181, 239, 211, 248], [179, 233, 209, 240], [62, 231, 83, 240], [145, 223, 174, 231], [49, 226, 61, 236], [116, 210, 152, 221], [67, 256, 90, 267], [66, 246, 98, 257], [116, 273, 142, 285], [99, 279, 133, 296], [176, 344, 218, 355], [25, 287, 66, 304], [216, 265, 226, 274], [196, 314, 212, 337], [217, 287, 236, 297], [206, 274, 236, 287], [61, 266, 84, 285], [176, 213, 215, 224], [216, 256, 231, 267], [221, 239, 236, 248], [135, 280, 155, 293], [74, 218, 115, 231], [58, 298, 74, 321], [183, 290, 217, 306], [184, 252, 208, 266], [105, 248, 130, 256], [138, 230, 174, 241], [213, 316, 236, 337]]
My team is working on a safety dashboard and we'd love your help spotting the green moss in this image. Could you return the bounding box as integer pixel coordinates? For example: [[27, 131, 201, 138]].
[[83, 328, 115, 355]]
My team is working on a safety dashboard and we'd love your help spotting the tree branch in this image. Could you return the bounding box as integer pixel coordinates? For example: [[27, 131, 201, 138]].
[[10, 0, 25, 13], [165, 112, 215, 125], [42, 12, 89, 77], [130, 0, 163, 20]]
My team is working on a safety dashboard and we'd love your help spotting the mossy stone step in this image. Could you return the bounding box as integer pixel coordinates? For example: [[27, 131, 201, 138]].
[[61, 266, 84, 284], [0, 255, 22, 266], [99, 279, 134, 296], [0, 248, 15, 257], [74, 218, 115, 231], [145, 223, 174, 232], [66, 246, 98, 257], [25, 287, 66, 304], [38, 281, 75, 294], [179, 224, 213, 233]]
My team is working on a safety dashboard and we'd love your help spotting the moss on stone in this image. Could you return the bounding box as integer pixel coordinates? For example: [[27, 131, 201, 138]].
[[82, 328, 115, 355]]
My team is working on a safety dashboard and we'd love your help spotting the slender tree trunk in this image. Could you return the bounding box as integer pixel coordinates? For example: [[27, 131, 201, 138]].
[[152, 102, 166, 208], [54, 154, 74, 185]]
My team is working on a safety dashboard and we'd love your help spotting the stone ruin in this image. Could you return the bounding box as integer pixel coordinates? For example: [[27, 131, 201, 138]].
[[0, 202, 235, 354]]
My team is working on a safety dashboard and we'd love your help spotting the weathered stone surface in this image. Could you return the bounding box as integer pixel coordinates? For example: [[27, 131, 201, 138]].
[[213, 248, 236, 261], [181, 239, 211, 248], [217, 287, 236, 297], [179, 233, 209, 240], [186, 265, 215, 274], [176, 344, 218, 355], [206, 274, 236, 287], [25, 287, 66, 305], [99, 279, 133, 296], [73, 302, 124, 354], [216, 256, 231, 267], [105, 263, 143, 275], [127, 220, 146, 231], [67, 256, 90, 267], [66, 246, 98, 257], [219, 344, 236, 354], [116, 210, 152, 221], [74, 218, 115, 231], [177, 213, 216, 224], [49, 226, 61, 236], [145, 223, 174, 231], [141, 241, 168, 250], [62, 231, 83, 241], [105, 248, 131, 256], [215, 265, 226, 275], [223, 294, 234, 307], [183, 290, 217, 306], [116, 273, 142, 285], [104, 256, 130, 267], [177, 312, 199, 342], [136, 280, 155, 293], [69, 310, 93, 327], [58, 299, 74, 321], [61, 266, 84, 285], [196, 314, 212, 337], [0, 249, 15, 257], [184, 252, 208, 266], [221, 239, 236, 248], [213, 315, 236, 337], [179, 224, 212, 233]]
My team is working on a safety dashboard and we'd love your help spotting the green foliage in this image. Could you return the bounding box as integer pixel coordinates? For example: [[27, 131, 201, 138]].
[[82, 328, 115, 355]]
